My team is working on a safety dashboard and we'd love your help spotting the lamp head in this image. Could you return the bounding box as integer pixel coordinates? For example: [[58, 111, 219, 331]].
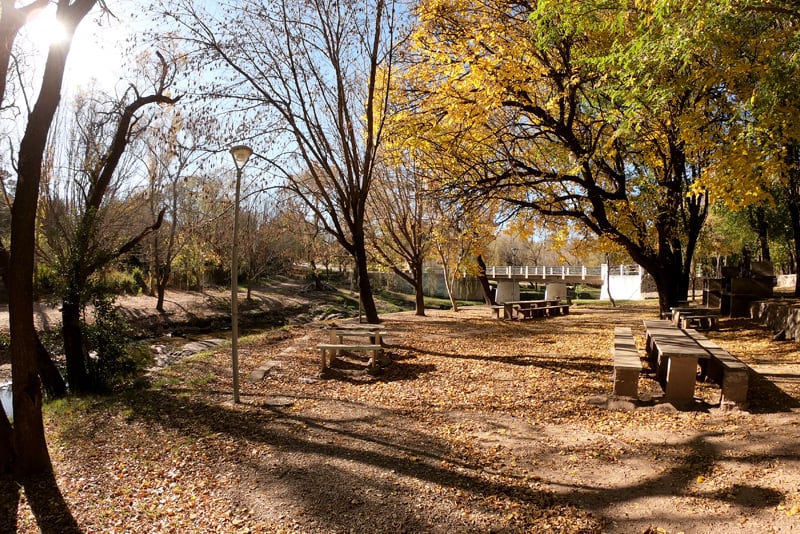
[[229, 145, 253, 167]]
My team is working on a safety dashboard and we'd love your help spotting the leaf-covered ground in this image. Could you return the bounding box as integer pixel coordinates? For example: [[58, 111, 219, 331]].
[[16, 302, 800, 533]]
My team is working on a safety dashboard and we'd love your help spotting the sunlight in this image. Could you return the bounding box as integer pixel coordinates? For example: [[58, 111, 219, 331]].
[[24, 8, 71, 47]]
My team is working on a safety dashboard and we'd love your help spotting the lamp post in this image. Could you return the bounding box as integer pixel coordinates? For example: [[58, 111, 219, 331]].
[[229, 144, 252, 403]]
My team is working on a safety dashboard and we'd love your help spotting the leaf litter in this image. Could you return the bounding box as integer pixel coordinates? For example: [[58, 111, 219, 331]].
[[16, 302, 800, 533]]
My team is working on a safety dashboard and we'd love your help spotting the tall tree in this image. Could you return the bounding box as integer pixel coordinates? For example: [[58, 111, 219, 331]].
[[397, 0, 729, 313], [40, 56, 177, 393], [142, 110, 211, 312], [3, 0, 97, 482], [157, 0, 399, 323], [368, 156, 435, 316]]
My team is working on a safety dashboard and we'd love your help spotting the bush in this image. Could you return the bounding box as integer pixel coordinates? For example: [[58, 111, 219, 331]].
[[99, 269, 141, 296], [34, 264, 60, 299], [84, 295, 152, 391]]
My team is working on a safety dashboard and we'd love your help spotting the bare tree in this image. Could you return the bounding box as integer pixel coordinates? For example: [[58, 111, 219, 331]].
[[369, 157, 435, 316], [142, 110, 212, 311], [158, 0, 399, 323], [39, 55, 178, 393]]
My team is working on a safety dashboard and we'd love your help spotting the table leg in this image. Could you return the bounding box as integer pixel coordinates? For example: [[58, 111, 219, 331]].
[[664, 357, 698, 405]]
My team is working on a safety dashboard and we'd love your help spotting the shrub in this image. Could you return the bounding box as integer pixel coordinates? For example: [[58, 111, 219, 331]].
[[84, 295, 152, 391], [98, 269, 140, 296]]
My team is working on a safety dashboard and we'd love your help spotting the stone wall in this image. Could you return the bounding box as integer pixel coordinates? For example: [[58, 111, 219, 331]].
[[750, 299, 800, 340]]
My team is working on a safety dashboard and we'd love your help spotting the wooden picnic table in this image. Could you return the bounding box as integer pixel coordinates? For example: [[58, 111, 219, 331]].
[[643, 319, 710, 406]]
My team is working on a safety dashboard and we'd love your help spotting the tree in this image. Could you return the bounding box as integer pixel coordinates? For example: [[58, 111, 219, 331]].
[[239, 196, 297, 299], [142, 110, 211, 311], [157, 0, 399, 323], [663, 2, 800, 293], [368, 155, 435, 316], [39, 56, 177, 393], [429, 199, 494, 312], [2, 0, 97, 485], [397, 0, 732, 313]]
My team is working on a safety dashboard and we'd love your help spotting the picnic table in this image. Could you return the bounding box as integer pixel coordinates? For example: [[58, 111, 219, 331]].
[[495, 299, 569, 320], [670, 306, 721, 330], [643, 320, 710, 406], [318, 324, 388, 373]]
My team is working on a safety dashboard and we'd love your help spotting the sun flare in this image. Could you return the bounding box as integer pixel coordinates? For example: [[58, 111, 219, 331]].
[[25, 9, 71, 47]]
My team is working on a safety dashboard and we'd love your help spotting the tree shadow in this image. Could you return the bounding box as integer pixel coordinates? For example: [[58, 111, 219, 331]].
[[19, 471, 81, 534], [747, 369, 800, 413], [112, 389, 558, 532], [0, 475, 20, 534]]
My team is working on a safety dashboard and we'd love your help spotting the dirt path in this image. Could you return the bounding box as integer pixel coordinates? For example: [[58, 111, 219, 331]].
[[0, 279, 315, 336]]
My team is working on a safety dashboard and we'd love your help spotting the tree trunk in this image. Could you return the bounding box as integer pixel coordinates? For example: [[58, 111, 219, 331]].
[[36, 337, 67, 399], [752, 206, 771, 262], [389, 261, 426, 317], [476, 255, 495, 305], [412, 262, 426, 317], [1, 250, 66, 399], [61, 297, 90, 393], [0, 410, 12, 475], [605, 258, 616, 308], [353, 240, 379, 323], [441, 264, 459, 312], [785, 144, 800, 297], [155, 265, 169, 312]]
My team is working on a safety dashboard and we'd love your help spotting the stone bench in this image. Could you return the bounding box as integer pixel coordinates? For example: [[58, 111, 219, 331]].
[[516, 305, 545, 319], [514, 303, 569, 319], [490, 305, 505, 320], [683, 330, 749, 410], [671, 307, 720, 330], [612, 327, 641, 398], [679, 314, 719, 331]]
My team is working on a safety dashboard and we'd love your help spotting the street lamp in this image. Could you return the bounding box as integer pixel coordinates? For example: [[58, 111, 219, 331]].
[[229, 144, 252, 403]]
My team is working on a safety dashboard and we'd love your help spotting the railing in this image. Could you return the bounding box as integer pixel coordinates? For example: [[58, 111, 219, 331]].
[[486, 264, 641, 280]]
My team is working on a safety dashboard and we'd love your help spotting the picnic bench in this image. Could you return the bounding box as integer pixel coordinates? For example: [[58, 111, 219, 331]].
[[495, 299, 570, 320], [643, 319, 749, 409], [643, 320, 711, 406], [670, 306, 720, 331], [683, 330, 749, 410], [612, 326, 642, 398], [317, 324, 388, 374]]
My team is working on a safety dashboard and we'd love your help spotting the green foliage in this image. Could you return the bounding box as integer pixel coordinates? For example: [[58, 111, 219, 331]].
[[98, 269, 141, 296], [34, 264, 60, 298], [83, 295, 152, 392], [131, 267, 148, 294]]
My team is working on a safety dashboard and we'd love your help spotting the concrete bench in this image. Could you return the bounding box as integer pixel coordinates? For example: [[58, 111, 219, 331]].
[[513, 303, 569, 319], [490, 305, 505, 320], [516, 305, 545, 319], [671, 307, 720, 330], [643, 320, 710, 406], [612, 327, 641, 398], [679, 314, 719, 331], [329, 329, 386, 345], [683, 330, 749, 410], [317, 343, 384, 374]]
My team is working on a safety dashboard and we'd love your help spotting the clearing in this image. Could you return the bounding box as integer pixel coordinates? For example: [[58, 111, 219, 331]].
[[6, 292, 800, 533]]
